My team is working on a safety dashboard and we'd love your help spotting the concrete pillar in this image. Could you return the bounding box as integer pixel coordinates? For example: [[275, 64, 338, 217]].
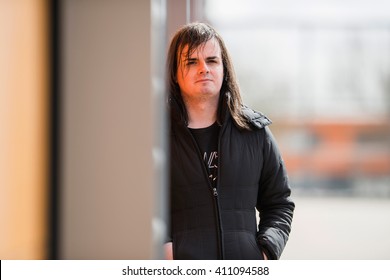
[[59, 0, 166, 259]]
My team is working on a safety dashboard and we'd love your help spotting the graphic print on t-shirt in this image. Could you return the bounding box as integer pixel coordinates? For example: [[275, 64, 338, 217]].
[[189, 122, 220, 188], [203, 151, 218, 186]]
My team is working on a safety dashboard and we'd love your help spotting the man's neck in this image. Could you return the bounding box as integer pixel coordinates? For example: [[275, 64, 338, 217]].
[[185, 98, 218, 129]]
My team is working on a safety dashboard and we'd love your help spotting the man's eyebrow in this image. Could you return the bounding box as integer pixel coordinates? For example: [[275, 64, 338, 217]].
[[182, 56, 220, 62], [206, 56, 220, 60]]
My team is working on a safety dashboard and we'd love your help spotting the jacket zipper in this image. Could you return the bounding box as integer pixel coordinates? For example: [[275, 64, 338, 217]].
[[215, 128, 224, 259], [186, 127, 225, 259]]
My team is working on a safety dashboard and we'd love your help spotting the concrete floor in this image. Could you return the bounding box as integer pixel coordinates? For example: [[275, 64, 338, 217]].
[[281, 196, 390, 259]]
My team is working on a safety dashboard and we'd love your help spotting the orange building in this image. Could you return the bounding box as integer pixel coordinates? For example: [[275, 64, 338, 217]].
[[273, 118, 390, 191]]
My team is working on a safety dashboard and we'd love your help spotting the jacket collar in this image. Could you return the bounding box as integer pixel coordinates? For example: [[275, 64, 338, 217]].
[[241, 105, 272, 129]]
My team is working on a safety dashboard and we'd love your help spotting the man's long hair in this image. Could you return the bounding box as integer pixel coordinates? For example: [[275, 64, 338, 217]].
[[167, 22, 250, 130]]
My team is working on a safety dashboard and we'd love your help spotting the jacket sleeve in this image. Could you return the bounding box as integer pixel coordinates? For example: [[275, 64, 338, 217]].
[[256, 126, 295, 260]]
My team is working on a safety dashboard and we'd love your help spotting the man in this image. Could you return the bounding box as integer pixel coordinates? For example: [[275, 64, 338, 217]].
[[165, 22, 294, 260]]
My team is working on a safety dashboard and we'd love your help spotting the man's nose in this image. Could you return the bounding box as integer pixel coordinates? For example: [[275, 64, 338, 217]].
[[198, 61, 210, 74]]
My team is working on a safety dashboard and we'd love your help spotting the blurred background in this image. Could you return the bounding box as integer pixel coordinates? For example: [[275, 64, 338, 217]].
[[1, 0, 389, 259], [204, 0, 390, 259]]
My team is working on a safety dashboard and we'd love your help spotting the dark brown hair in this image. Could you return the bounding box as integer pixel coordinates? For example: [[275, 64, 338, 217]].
[[167, 22, 250, 130]]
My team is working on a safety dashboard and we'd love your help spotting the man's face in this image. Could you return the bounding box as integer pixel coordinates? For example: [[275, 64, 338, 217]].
[[176, 38, 224, 103]]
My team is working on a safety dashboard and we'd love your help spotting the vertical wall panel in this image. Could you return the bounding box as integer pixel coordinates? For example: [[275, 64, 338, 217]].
[[60, 0, 163, 259], [0, 0, 49, 259]]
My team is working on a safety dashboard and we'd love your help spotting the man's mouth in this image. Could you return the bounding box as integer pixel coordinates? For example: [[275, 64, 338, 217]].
[[196, 78, 212, 83]]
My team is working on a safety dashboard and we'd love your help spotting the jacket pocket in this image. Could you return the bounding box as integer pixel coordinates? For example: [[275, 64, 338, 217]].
[[224, 231, 264, 260], [247, 233, 264, 259]]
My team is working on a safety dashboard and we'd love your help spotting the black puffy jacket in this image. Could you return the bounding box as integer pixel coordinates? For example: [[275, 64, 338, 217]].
[[169, 102, 295, 260]]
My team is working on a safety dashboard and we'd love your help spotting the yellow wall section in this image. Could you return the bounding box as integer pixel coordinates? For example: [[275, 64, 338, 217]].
[[0, 0, 49, 259]]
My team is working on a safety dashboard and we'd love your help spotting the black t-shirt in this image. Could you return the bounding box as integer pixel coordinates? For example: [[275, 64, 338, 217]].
[[189, 122, 220, 187]]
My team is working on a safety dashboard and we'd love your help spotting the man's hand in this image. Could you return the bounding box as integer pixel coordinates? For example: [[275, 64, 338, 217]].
[[164, 242, 173, 260]]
